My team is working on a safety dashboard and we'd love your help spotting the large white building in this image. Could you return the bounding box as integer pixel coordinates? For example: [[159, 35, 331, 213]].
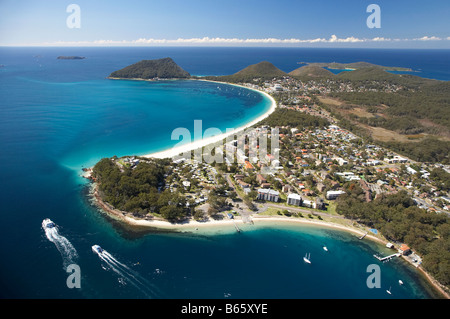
[[257, 189, 279, 202], [287, 193, 302, 206]]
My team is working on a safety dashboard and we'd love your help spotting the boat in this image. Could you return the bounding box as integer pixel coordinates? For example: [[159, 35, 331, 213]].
[[386, 286, 392, 295], [323, 246, 328, 252], [92, 245, 104, 255], [303, 253, 311, 264], [42, 218, 56, 229], [399, 280, 404, 285]]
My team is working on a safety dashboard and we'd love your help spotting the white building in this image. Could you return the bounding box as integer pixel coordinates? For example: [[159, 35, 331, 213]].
[[326, 190, 346, 200], [287, 193, 302, 206], [257, 189, 280, 202]]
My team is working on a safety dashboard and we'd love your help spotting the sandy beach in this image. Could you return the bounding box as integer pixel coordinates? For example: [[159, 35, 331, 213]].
[[142, 80, 277, 159], [94, 78, 449, 299]]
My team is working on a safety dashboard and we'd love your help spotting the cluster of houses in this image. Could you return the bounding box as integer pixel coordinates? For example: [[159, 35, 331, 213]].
[[223, 110, 449, 214]]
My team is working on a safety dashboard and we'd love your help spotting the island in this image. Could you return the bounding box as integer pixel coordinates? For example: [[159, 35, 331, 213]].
[[57, 56, 86, 60], [108, 57, 190, 80], [86, 58, 450, 298]]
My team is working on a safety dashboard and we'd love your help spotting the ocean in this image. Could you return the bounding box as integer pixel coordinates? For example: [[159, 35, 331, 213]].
[[0, 47, 448, 299]]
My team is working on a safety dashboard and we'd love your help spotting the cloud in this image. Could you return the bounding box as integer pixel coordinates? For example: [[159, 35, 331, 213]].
[[414, 36, 442, 41], [15, 34, 448, 47]]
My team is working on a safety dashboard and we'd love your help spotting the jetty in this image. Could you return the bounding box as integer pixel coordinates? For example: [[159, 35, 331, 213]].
[[232, 220, 241, 233], [374, 253, 401, 262], [359, 232, 368, 240]]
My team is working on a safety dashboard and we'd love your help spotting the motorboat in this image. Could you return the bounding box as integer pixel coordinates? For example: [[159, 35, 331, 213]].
[[303, 253, 311, 264], [323, 246, 328, 252], [92, 245, 104, 255], [42, 218, 56, 229]]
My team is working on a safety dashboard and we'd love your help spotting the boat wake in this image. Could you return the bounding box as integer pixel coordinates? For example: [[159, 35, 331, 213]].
[[92, 245, 161, 298], [42, 219, 78, 269]]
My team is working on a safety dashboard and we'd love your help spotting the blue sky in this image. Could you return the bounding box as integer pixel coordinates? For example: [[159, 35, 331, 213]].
[[0, 0, 449, 47]]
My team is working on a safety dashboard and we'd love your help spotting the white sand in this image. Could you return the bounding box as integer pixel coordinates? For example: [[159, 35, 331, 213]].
[[142, 81, 277, 159]]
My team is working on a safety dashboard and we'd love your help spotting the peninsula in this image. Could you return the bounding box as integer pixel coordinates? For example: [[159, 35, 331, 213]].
[[298, 61, 412, 72], [87, 59, 449, 297]]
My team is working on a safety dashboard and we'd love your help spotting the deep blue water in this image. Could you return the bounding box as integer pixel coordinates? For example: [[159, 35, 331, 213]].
[[0, 47, 448, 299]]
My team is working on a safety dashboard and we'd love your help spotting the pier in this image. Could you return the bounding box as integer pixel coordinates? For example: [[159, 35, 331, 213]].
[[359, 232, 368, 240], [374, 253, 401, 262], [233, 221, 241, 233]]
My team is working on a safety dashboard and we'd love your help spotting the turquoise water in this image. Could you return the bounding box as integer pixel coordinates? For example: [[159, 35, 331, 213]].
[[0, 47, 445, 299]]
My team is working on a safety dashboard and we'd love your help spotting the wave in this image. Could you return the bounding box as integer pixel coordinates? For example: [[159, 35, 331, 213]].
[[93, 246, 162, 298], [42, 219, 78, 269]]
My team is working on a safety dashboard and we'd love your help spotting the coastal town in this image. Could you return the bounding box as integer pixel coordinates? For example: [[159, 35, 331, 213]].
[[87, 75, 450, 230], [86, 70, 450, 297]]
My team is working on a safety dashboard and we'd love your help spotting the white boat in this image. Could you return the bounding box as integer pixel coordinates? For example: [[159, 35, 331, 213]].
[[92, 244, 104, 255], [303, 253, 311, 264], [323, 246, 328, 252], [386, 286, 392, 295], [42, 218, 56, 229], [399, 280, 404, 285]]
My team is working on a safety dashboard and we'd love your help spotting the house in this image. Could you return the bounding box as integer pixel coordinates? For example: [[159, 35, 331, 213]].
[[282, 184, 294, 193], [316, 183, 326, 193], [237, 179, 250, 189], [315, 198, 325, 210], [257, 189, 279, 202], [385, 156, 408, 164], [256, 174, 267, 184], [398, 244, 411, 256], [244, 161, 254, 171], [287, 193, 302, 206], [326, 190, 346, 200]]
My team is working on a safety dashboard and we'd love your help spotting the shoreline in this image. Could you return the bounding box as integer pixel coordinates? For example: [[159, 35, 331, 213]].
[[94, 77, 449, 299], [145, 79, 277, 159], [107, 76, 277, 160], [91, 183, 449, 299]]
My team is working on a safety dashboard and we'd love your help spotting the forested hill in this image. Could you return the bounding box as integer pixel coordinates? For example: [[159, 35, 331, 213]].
[[289, 65, 336, 80], [109, 57, 191, 79], [205, 61, 288, 82]]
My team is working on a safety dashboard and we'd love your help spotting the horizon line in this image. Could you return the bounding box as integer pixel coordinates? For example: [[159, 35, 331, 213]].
[[2, 35, 450, 48]]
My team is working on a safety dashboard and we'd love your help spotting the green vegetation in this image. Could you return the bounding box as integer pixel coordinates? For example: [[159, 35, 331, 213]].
[[380, 138, 450, 164], [329, 81, 450, 130], [205, 61, 287, 83], [307, 61, 412, 72], [429, 168, 450, 192], [92, 157, 190, 221], [336, 184, 450, 287], [289, 65, 336, 80], [259, 108, 329, 129], [109, 57, 191, 79]]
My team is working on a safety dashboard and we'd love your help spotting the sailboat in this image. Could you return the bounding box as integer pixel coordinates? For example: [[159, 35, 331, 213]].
[[303, 253, 311, 264], [386, 286, 392, 295]]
